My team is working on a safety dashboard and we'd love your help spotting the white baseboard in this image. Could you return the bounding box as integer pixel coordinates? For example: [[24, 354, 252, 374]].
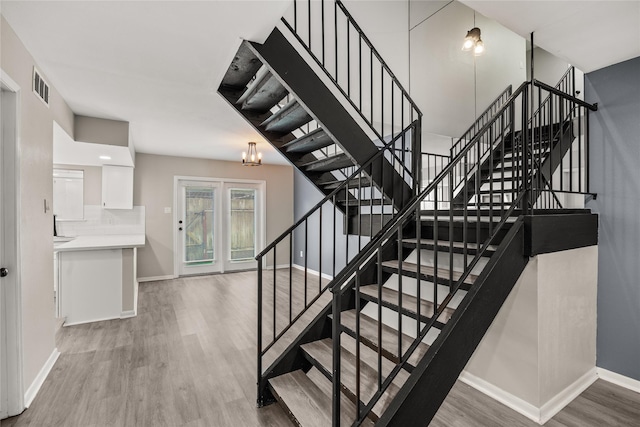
[[597, 367, 640, 393], [120, 310, 136, 319], [539, 368, 598, 424], [137, 274, 175, 283], [263, 264, 290, 270], [459, 368, 598, 425], [24, 348, 60, 407], [292, 263, 334, 281], [459, 371, 541, 424]]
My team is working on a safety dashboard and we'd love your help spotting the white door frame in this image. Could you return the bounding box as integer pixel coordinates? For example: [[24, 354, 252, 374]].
[[173, 176, 266, 277], [176, 179, 222, 276], [1, 69, 25, 418], [223, 182, 265, 272]]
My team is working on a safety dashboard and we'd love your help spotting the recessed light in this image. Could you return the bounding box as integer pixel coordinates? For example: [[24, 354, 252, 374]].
[[99, 155, 111, 160]]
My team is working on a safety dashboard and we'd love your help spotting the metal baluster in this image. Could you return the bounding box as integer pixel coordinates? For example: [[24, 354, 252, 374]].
[[319, 207, 323, 294], [289, 234, 293, 323], [304, 219, 308, 307], [331, 287, 341, 427], [257, 259, 263, 404], [397, 226, 403, 360], [273, 246, 277, 342]]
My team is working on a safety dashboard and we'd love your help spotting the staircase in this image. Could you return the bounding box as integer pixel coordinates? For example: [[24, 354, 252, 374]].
[[217, 1, 599, 426]]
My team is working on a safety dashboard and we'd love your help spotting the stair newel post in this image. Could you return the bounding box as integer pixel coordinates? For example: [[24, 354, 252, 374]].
[[257, 258, 263, 406], [289, 234, 293, 323], [331, 285, 341, 427], [416, 203, 422, 333], [522, 85, 531, 213], [397, 226, 403, 361], [377, 249, 383, 389], [355, 269, 362, 422], [414, 118, 423, 196], [449, 168, 454, 293]]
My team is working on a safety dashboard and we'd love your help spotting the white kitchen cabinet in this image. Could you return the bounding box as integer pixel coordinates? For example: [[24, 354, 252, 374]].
[[102, 165, 133, 209]]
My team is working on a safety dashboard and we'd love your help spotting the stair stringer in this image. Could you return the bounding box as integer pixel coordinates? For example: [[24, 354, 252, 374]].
[[376, 217, 528, 426], [247, 28, 413, 211]]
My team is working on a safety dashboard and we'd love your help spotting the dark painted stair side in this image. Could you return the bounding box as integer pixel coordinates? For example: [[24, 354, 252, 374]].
[[247, 28, 413, 211]]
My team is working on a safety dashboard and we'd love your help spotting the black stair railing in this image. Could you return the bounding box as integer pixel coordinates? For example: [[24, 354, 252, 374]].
[[281, 0, 422, 158], [325, 80, 597, 426], [256, 121, 420, 403], [450, 84, 513, 166]]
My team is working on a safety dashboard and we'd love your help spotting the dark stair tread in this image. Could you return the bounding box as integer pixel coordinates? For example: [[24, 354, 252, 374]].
[[219, 43, 262, 89], [237, 70, 288, 112], [402, 238, 498, 254], [381, 261, 478, 286], [477, 189, 518, 195], [358, 285, 456, 325], [301, 338, 404, 419], [338, 310, 430, 367], [339, 333, 410, 384], [282, 128, 334, 154], [303, 153, 354, 173], [269, 369, 372, 427], [260, 98, 312, 133], [304, 368, 375, 427], [420, 214, 518, 224], [337, 198, 391, 207], [322, 177, 373, 190]]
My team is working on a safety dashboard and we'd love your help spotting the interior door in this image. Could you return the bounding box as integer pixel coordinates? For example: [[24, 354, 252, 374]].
[[223, 182, 264, 272], [177, 180, 222, 276]]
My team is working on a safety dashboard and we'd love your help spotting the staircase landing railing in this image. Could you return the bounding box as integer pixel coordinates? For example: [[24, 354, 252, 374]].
[[281, 0, 421, 158], [327, 80, 597, 426], [256, 121, 420, 404]]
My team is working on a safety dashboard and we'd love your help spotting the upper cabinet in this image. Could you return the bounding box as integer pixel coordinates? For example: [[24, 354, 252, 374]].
[[102, 165, 133, 209]]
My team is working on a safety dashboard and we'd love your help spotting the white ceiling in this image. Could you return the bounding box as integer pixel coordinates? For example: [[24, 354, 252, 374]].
[[460, 0, 640, 74], [2, 1, 639, 167], [1, 0, 291, 165]]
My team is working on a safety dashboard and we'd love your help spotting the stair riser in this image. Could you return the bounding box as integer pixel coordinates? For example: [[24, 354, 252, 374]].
[[359, 304, 441, 349], [402, 249, 489, 276], [381, 274, 467, 308], [419, 223, 511, 245]]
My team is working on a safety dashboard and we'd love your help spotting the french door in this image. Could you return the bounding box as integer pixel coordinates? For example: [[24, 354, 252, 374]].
[[176, 178, 264, 276]]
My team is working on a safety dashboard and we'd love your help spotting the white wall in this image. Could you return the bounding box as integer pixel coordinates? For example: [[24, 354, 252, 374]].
[[463, 245, 598, 423], [409, 0, 526, 146], [1, 15, 75, 393], [133, 153, 294, 280]]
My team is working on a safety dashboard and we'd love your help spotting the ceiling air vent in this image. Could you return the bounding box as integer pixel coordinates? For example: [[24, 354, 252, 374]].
[[32, 67, 50, 107]]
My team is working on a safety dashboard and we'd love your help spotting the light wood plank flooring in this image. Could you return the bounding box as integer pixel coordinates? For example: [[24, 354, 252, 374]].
[[2, 272, 639, 426]]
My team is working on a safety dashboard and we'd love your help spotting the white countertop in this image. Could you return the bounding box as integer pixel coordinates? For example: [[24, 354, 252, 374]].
[[54, 234, 145, 252]]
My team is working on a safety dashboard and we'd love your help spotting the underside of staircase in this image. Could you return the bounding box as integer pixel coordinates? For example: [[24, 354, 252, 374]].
[[216, 2, 599, 425], [218, 29, 413, 236]]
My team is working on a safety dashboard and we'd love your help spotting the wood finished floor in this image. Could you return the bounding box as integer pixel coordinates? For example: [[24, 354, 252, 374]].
[[2, 272, 639, 426]]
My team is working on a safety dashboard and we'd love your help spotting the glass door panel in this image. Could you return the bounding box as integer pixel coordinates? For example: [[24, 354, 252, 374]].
[[229, 188, 256, 261], [178, 181, 221, 276], [184, 187, 215, 264]]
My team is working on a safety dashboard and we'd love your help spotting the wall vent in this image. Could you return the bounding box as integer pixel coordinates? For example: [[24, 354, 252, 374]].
[[32, 67, 50, 107]]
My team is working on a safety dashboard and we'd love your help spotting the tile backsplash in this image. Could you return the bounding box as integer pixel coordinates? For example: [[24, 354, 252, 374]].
[[57, 205, 145, 236]]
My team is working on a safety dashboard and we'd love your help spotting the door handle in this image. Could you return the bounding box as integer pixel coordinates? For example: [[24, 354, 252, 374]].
[[1, 267, 8, 277]]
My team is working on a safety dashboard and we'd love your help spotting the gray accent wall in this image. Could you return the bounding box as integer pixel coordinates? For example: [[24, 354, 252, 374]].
[[293, 170, 366, 276], [585, 56, 640, 381]]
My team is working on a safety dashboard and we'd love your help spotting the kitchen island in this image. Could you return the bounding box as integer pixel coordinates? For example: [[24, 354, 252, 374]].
[[54, 234, 145, 326]]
